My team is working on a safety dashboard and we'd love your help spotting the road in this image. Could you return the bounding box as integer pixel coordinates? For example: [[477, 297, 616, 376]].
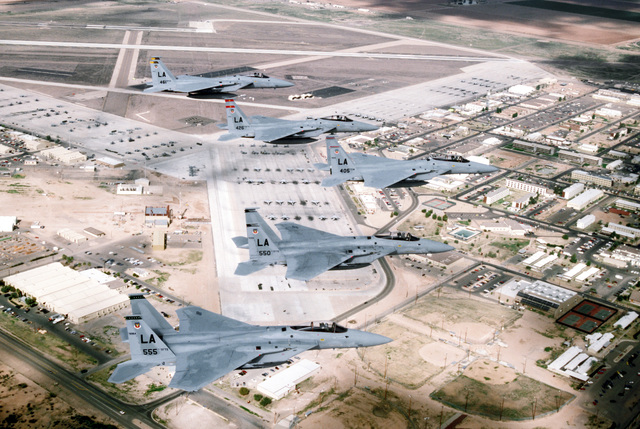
[[0, 328, 166, 428]]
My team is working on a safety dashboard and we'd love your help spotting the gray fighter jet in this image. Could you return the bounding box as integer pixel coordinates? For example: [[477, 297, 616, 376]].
[[218, 99, 379, 143], [232, 208, 454, 281], [143, 57, 293, 94], [316, 136, 499, 188], [108, 294, 390, 392]]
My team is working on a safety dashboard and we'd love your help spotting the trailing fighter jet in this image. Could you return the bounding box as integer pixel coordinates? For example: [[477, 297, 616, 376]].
[[232, 208, 454, 281], [108, 294, 390, 392], [218, 99, 379, 143], [316, 136, 499, 189], [143, 57, 293, 94]]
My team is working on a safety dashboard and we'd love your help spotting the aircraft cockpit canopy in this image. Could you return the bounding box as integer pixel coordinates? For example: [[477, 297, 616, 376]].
[[290, 321, 348, 333], [253, 72, 269, 78], [321, 115, 353, 122], [374, 232, 420, 241], [432, 154, 469, 163]]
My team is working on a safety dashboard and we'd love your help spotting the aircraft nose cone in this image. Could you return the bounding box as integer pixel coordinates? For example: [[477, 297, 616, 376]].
[[362, 332, 392, 347], [483, 164, 499, 173], [434, 241, 455, 253], [361, 122, 379, 132], [274, 79, 295, 88]]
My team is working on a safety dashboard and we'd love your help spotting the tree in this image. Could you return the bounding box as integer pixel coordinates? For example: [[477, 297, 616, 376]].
[[239, 387, 250, 396], [570, 255, 577, 263], [432, 214, 437, 220], [512, 112, 518, 118], [260, 397, 272, 407], [562, 234, 569, 240], [496, 107, 502, 114], [443, 214, 448, 222], [586, 261, 591, 266]]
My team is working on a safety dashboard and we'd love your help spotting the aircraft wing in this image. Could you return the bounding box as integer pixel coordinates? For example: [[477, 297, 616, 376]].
[[169, 347, 262, 391], [177, 306, 255, 333], [276, 222, 340, 242], [284, 252, 354, 281], [254, 125, 312, 142], [362, 168, 443, 189]]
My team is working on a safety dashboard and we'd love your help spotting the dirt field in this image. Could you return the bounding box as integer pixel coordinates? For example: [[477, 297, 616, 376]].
[[486, 149, 536, 170], [432, 365, 574, 421], [0, 363, 117, 428]]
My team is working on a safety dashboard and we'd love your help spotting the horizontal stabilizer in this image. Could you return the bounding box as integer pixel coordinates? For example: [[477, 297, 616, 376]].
[[108, 361, 155, 384], [232, 236, 249, 249], [217, 123, 228, 130], [142, 86, 166, 94], [321, 175, 349, 187], [313, 162, 330, 171], [218, 133, 238, 142], [235, 261, 269, 276]]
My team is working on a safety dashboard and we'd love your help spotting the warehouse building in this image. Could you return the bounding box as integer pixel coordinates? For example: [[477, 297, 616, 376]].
[[3, 262, 129, 323], [567, 189, 604, 210], [571, 170, 612, 187], [496, 279, 580, 318], [257, 359, 320, 400], [145, 206, 171, 227], [606, 160, 623, 170], [40, 146, 87, 164], [562, 183, 584, 200]]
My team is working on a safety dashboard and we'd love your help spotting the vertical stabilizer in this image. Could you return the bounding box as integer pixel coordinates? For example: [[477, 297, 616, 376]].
[[225, 99, 253, 137], [148, 57, 177, 90], [322, 136, 360, 186], [129, 293, 174, 336], [244, 208, 281, 263]]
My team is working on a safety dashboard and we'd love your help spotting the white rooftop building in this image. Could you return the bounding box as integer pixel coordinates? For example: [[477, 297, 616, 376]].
[[508, 85, 535, 96], [567, 189, 604, 210], [0, 216, 17, 232], [588, 333, 614, 354], [562, 183, 584, 200], [576, 267, 600, 282], [576, 215, 595, 230], [257, 359, 320, 400], [560, 263, 586, 280], [614, 312, 638, 330], [3, 262, 129, 323]]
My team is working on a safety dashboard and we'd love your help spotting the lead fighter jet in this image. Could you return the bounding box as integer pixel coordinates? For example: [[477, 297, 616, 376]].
[[143, 57, 293, 94], [109, 294, 390, 392], [316, 136, 499, 189], [218, 99, 378, 143], [233, 208, 455, 281]]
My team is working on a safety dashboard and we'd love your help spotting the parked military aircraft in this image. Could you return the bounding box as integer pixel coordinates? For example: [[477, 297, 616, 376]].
[[232, 208, 455, 281], [108, 294, 390, 391], [316, 136, 499, 188], [218, 99, 378, 143], [143, 57, 293, 94]]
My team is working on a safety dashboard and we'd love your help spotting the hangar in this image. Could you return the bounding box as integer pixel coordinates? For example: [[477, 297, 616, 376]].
[[4, 262, 129, 323]]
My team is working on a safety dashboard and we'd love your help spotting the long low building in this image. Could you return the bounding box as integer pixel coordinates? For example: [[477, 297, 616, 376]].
[[560, 263, 586, 280], [4, 262, 129, 323], [571, 170, 611, 187], [257, 359, 320, 400], [614, 199, 640, 212], [576, 267, 600, 282], [604, 222, 640, 239]]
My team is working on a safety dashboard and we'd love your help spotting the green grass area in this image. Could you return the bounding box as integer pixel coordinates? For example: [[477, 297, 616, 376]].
[[0, 312, 97, 371], [510, 0, 640, 22], [490, 239, 530, 255]]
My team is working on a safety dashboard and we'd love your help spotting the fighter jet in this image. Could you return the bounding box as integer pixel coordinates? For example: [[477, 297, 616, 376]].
[[232, 208, 455, 281], [218, 99, 379, 143], [143, 57, 293, 94], [108, 294, 390, 392], [316, 136, 499, 189]]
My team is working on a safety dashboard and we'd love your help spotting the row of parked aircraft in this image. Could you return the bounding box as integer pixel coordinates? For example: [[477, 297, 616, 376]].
[[110, 57, 498, 391]]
